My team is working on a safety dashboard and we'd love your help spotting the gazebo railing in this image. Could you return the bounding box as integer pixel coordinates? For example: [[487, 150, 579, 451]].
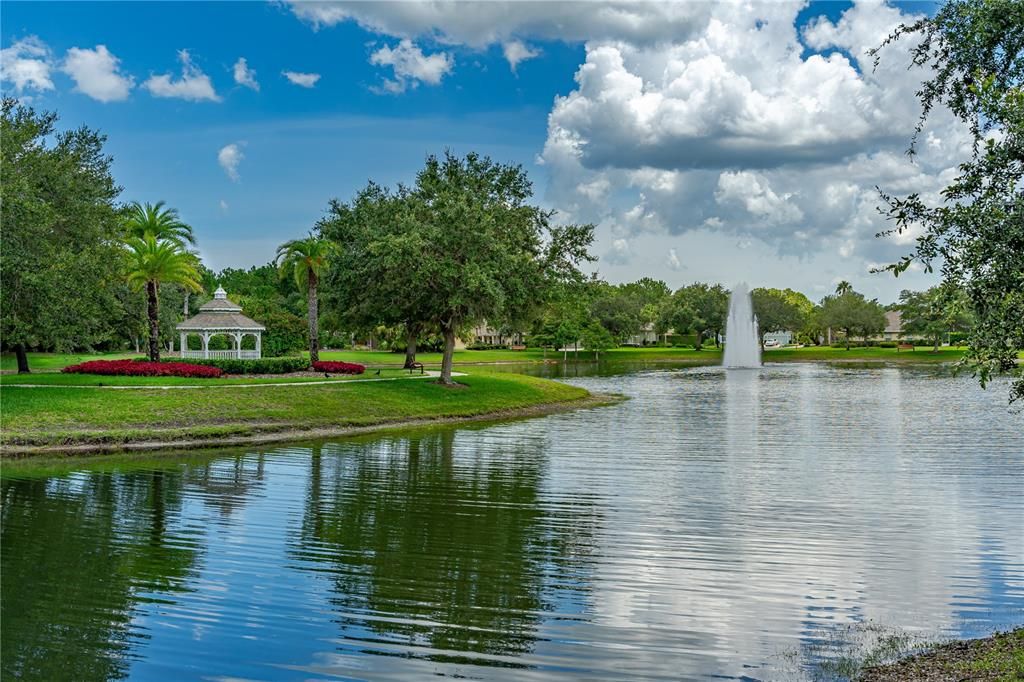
[[182, 349, 260, 360]]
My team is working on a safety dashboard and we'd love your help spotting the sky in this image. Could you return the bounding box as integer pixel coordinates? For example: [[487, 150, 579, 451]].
[[1, 0, 958, 304]]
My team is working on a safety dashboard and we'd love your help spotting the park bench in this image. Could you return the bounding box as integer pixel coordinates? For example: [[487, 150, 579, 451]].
[[408, 361, 425, 374], [511, 345, 527, 351], [897, 343, 915, 352]]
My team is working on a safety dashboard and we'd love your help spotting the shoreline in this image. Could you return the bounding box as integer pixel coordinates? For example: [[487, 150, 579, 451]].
[[1, 392, 625, 458], [858, 628, 1023, 681]]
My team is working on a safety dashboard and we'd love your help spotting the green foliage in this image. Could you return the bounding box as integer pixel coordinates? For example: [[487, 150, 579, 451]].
[[659, 282, 728, 348], [752, 287, 808, 347], [818, 284, 887, 349], [898, 286, 973, 350], [123, 201, 195, 248], [580, 321, 616, 357], [169, 356, 310, 374], [236, 296, 307, 357], [1, 98, 125, 370], [871, 0, 1024, 400], [276, 234, 338, 363], [322, 151, 594, 383]]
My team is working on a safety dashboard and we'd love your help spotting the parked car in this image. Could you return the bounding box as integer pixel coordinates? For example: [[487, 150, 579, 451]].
[[764, 339, 781, 348]]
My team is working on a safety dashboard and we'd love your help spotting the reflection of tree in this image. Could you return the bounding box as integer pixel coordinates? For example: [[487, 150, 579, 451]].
[[1, 469, 201, 681], [294, 431, 597, 665], [182, 452, 267, 519]]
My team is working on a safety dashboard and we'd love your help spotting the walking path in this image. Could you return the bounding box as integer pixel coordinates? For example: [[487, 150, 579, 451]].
[[2, 370, 467, 390]]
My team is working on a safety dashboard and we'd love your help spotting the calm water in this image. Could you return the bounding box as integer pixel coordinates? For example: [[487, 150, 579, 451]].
[[3, 364, 1022, 681]]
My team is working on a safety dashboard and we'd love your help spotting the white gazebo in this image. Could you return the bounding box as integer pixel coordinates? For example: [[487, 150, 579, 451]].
[[177, 286, 265, 359]]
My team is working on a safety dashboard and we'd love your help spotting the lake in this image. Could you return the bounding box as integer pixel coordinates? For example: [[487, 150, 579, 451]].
[[2, 364, 1022, 681]]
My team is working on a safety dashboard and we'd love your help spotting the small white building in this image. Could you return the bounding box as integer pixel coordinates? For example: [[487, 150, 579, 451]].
[[177, 287, 265, 359]]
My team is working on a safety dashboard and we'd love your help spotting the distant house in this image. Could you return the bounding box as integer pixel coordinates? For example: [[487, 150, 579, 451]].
[[624, 323, 661, 346], [882, 311, 903, 341], [470, 322, 524, 347]]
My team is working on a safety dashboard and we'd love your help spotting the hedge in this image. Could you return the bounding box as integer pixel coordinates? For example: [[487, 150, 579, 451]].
[[312, 361, 365, 375], [65, 360, 223, 378], [162, 357, 310, 374]]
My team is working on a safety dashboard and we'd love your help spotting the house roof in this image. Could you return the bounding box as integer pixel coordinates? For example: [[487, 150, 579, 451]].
[[176, 286, 265, 331], [177, 311, 265, 331]]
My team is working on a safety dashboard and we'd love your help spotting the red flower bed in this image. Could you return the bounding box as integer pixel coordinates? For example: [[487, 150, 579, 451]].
[[62, 359, 223, 378], [312, 361, 365, 375]]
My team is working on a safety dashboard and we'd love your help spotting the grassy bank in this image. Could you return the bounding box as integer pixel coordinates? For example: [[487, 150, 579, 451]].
[[6, 345, 1007, 375], [859, 628, 1023, 681], [0, 368, 409, 386], [0, 371, 602, 454]]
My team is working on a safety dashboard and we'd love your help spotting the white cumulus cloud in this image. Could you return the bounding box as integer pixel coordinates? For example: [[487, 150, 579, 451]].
[[62, 45, 133, 102], [282, 70, 320, 87], [0, 36, 54, 94], [143, 50, 220, 102], [369, 39, 452, 94], [233, 57, 259, 91], [218, 143, 245, 181]]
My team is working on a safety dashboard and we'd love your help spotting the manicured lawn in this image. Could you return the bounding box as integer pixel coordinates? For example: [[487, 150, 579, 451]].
[[0, 351, 138, 372], [0, 371, 591, 449], [0, 368, 408, 386]]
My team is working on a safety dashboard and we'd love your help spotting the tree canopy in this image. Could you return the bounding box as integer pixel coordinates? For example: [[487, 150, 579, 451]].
[[1, 99, 124, 372], [871, 0, 1024, 400]]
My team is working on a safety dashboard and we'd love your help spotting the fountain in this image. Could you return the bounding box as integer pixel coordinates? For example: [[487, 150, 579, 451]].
[[723, 283, 762, 368]]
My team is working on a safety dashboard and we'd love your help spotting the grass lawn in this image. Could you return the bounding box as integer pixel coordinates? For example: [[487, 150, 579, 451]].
[[0, 368, 409, 386], [0, 371, 593, 450], [4, 345, 1016, 376]]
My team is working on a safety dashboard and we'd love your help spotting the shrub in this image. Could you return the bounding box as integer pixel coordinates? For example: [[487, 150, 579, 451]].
[[466, 343, 509, 351], [878, 341, 898, 348], [312, 361, 365, 375], [64, 359, 223, 378], [168, 357, 310, 374]]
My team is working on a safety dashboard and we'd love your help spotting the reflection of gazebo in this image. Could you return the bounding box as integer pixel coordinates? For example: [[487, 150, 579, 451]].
[[178, 287, 265, 359]]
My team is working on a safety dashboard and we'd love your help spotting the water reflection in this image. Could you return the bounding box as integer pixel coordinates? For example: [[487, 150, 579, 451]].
[[1, 470, 202, 681], [1, 364, 1021, 681], [291, 431, 598, 668]]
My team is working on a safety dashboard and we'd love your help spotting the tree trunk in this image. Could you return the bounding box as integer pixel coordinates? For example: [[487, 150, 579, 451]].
[[695, 330, 703, 350], [308, 273, 319, 364], [147, 280, 161, 362], [845, 329, 851, 350], [183, 291, 190, 316], [404, 325, 419, 369], [439, 321, 456, 385], [15, 344, 30, 374]]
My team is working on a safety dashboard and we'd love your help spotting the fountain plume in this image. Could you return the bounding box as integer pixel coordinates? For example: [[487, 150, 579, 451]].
[[723, 283, 762, 368]]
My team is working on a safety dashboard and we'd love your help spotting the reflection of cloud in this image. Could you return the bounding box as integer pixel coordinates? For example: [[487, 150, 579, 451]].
[[542, 364, 1024, 679]]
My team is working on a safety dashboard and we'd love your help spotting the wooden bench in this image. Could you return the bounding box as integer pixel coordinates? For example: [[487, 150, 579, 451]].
[[510, 345, 527, 351], [408, 361, 425, 374], [897, 343, 914, 352]]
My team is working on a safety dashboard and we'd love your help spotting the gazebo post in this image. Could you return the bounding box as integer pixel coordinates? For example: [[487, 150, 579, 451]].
[[234, 332, 243, 359], [180, 332, 187, 358], [256, 333, 262, 359], [202, 332, 210, 359]]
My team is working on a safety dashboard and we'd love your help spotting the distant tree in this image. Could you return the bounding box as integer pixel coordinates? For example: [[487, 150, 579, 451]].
[[124, 237, 201, 361], [899, 286, 973, 351], [276, 235, 338, 364], [663, 283, 728, 349], [581, 321, 615, 360], [835, 280, 854, 296], [589, 281, 644, 343], [752, 288, 808, 349], [319, 183, 434, 369], [408, 152, 594, 384], [818, 287, 887, 349], [870, 0, 1024, 401], [236, 295, 308, 356], [1, 99, 125, 372], [659, 294, 695, 345]]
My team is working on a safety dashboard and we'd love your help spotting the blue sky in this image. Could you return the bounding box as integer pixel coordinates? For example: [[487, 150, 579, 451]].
[[2, 1, 949, 302]]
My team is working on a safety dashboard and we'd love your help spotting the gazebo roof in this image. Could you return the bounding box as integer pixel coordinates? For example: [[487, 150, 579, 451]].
[[177, 286, 265, 331]]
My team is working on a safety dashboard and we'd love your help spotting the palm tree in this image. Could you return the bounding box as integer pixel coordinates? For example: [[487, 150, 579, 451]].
[[124, 201, 196, 247], [835, 280, 854, 296], [276, 235, 338, 363], [125, 236, 202, 361]]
